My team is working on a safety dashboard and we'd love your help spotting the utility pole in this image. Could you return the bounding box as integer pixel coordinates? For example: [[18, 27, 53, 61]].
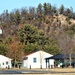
[[39, 51, 42, 69], [69, 53, 72, 67]]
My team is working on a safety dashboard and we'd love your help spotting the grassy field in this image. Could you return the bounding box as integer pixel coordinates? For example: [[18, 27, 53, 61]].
[[1, 68, 75, 75], [25, 68, 75, 75], [1, 74, 73, 75], [23, 74, 75, 75], [6, 74, 75, 75], [31, 68, 75, 72], [2, 74, 75, 75], [47, 68, 75, 72]]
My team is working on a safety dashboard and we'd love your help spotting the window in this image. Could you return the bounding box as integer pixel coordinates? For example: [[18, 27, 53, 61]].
[[6, 62, 8, 65], [33, 58, 37, 63], [3, 63, 4, 65]]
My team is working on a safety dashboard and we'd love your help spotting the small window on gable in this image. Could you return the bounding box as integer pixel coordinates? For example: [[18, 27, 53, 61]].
[[6, 61, 8, 65], [3, 63, 4, 65], [33, 58, 37, 63]]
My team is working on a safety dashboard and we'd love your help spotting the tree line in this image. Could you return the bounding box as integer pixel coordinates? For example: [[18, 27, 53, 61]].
[[0, 2, 75, 64]]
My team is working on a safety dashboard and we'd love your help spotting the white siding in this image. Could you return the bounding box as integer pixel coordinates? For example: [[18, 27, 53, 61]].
[[23, 58, 28, 68], [0, 55, 12, 68], [23, 50, 54, 68], [0, 28, 2, 34]]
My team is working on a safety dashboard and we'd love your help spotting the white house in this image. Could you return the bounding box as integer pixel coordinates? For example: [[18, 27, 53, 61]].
[[23, 50, 54, 69], [0, 28, 2, 34], [0, 55, 12, 68]]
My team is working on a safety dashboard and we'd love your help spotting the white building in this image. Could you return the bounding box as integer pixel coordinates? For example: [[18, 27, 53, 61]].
[[23, 50, 54, 69], [0, 55, 12, 68], [0, 28, 2, 34]]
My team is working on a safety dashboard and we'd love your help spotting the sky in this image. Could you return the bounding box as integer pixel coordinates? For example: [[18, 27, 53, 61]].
[[0, 0, 75, 14]]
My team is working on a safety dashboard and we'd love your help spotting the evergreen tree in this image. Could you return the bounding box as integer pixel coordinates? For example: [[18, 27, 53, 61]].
[[59, 4, 64, 14]]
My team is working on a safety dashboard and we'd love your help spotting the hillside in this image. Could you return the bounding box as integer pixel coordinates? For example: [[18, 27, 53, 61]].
[[0, 2, 75, 62]]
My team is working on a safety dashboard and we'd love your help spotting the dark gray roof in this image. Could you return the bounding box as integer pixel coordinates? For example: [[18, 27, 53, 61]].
[[46, 54, 75, 60]]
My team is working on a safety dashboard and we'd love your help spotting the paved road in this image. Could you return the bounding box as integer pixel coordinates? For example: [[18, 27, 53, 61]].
[[0, 69, 75, 74], [0, 69, 48, 74], [0, 70, 22, 74]]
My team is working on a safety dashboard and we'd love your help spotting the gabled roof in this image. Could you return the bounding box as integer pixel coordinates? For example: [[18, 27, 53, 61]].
[[25, 50, 39, 57], [46, 54, 75, 60], [0, 55, 12, 60], [24, 50, 53, 57]]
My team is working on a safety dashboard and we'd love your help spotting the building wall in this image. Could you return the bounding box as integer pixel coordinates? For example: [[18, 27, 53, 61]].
[[0, 28, 2, 34], [23, 58, 28, 68], [0, 55, 12, 68], [23, 51, 54, 68]]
